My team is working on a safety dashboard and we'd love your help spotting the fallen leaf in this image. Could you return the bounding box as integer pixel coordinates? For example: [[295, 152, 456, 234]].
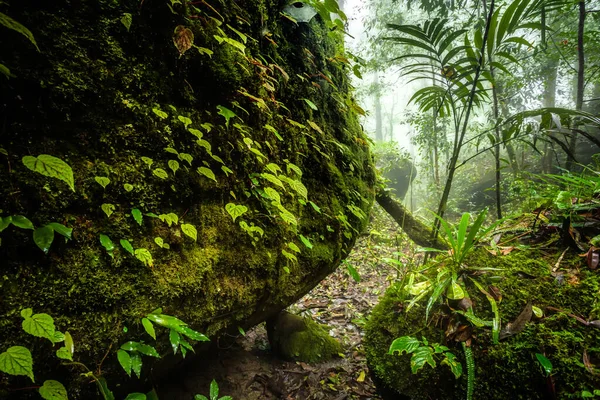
[[356, 370, 365, 382], [488, 285, 502, 302], [499, 301, 532, 340], [173, 25, 194, 56]]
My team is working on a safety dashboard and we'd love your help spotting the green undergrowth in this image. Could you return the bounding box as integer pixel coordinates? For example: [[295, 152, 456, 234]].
[[364, 248, 600, 399]]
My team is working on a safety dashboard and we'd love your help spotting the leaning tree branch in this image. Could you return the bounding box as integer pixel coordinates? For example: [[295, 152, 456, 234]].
[[376, 189, 449, 250]]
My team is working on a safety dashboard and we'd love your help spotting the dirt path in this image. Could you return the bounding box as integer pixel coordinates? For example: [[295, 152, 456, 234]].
[[157, 206, 405, 400]]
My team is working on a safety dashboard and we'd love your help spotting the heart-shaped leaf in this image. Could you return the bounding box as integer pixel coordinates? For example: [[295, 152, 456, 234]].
[[39, 380, 68, 400], [225, 203, 248, 222], [0, 346, 34, 381], [22, 154, 75, 192]]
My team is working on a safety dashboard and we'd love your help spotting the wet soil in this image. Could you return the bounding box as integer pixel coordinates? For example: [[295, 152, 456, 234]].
[[156, 205, 407, 400]]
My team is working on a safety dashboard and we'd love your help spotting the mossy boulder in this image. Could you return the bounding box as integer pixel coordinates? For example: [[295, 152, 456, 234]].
[[0, 0, 374, 396], [267, 311, 342, 363], [364, 249, 600, 399]]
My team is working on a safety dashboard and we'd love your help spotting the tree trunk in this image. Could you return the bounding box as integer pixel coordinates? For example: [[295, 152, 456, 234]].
[[491, 66, 503, 219], [541, 57, 559, 172], [566, 0, 586, 171], [376, 190, 449, 250], [374, 72, 384, 142]]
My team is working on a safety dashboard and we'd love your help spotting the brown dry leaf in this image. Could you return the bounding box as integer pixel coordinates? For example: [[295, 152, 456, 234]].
[[586, 247, 600, 270], [488, 285, 502, 302], [500, 246, 515, 255], [567, 273, 580, 286], [173, 25, 194, 56], [583, 349, 595, 374], [499, 301, 532, 340], [453, 324, 473, 342]]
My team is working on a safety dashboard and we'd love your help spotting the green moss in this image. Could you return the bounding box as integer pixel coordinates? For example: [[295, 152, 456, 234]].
[[364, 249, 600, 399], [267, 312, 342, 363], [0, 0, 374, 396]]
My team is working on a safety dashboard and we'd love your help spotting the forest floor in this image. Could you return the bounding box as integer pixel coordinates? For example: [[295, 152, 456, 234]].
[[157, 205, 411, 400]]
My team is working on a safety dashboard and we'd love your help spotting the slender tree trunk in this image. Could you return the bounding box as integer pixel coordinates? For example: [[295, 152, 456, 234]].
[[434, 0, 495, 235], [374, 72, 384, 142], [541, 57, 559, 172], [496, 80, 519, 174], [432, 108, 440, 187], [566, 0, 586, 171], [589, 82, 600, 114], [491, 66, 503, 219], [388, 96, 396, 141]]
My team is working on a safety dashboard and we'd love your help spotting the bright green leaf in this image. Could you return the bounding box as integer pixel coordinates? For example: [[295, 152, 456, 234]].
[[217, 105, 236, 128], [101, 203, 115, 218], [132, 208, 143, 225], [55, 347, 72, 361], [99, 234, 115, 252], [124, 394, 146, 400], [135, 248, 153, 267], [303, 98, 318, 110], [39, 380, 68, 400], [410, 346, 436, 374], [446, 280, 465, 300], [120, 239, 134, 255], [142, 318, 156, 340], [210, 379, 219, 400], [299, 234, 313, 249], [535, 353, 552, 377], [117, 349, 132, 377], [197, 167, 217, 182], [0, 346, 34, 381], [225, 203, 248, 222], [346, 262, 360, 283], [47, 223, 72, 239], [22, 312, 56, 342], [169, 329, 180, 354], [153, 168, 168, 180], [22, 155, 75, 192], [141, 157, 154, 167], [130, 353, 142, 379], [181, 223, 197, 241], [152, 108, 168, 120], [168, 160, 179, 175], [11, 215, 34, 230], [95, 176, 110, 189], [120, 13, 132, 31], [389, 336, 420, 355], [64, 331, 74, 355]]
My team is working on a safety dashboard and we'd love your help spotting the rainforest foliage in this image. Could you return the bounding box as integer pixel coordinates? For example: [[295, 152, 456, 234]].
[[1, 0, 600, 399]]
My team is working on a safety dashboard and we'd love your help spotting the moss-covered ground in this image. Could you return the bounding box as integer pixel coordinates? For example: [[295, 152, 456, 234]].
[[364, 246, 600, 399]]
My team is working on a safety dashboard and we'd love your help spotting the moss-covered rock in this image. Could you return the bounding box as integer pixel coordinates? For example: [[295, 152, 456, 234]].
[[364, 249, 600, 399], [0, 0, 374, 396], [267, 311, 342, 363]]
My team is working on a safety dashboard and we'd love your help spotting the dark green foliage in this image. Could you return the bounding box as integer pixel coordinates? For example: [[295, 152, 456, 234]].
[[0, 0, 374, 396]]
